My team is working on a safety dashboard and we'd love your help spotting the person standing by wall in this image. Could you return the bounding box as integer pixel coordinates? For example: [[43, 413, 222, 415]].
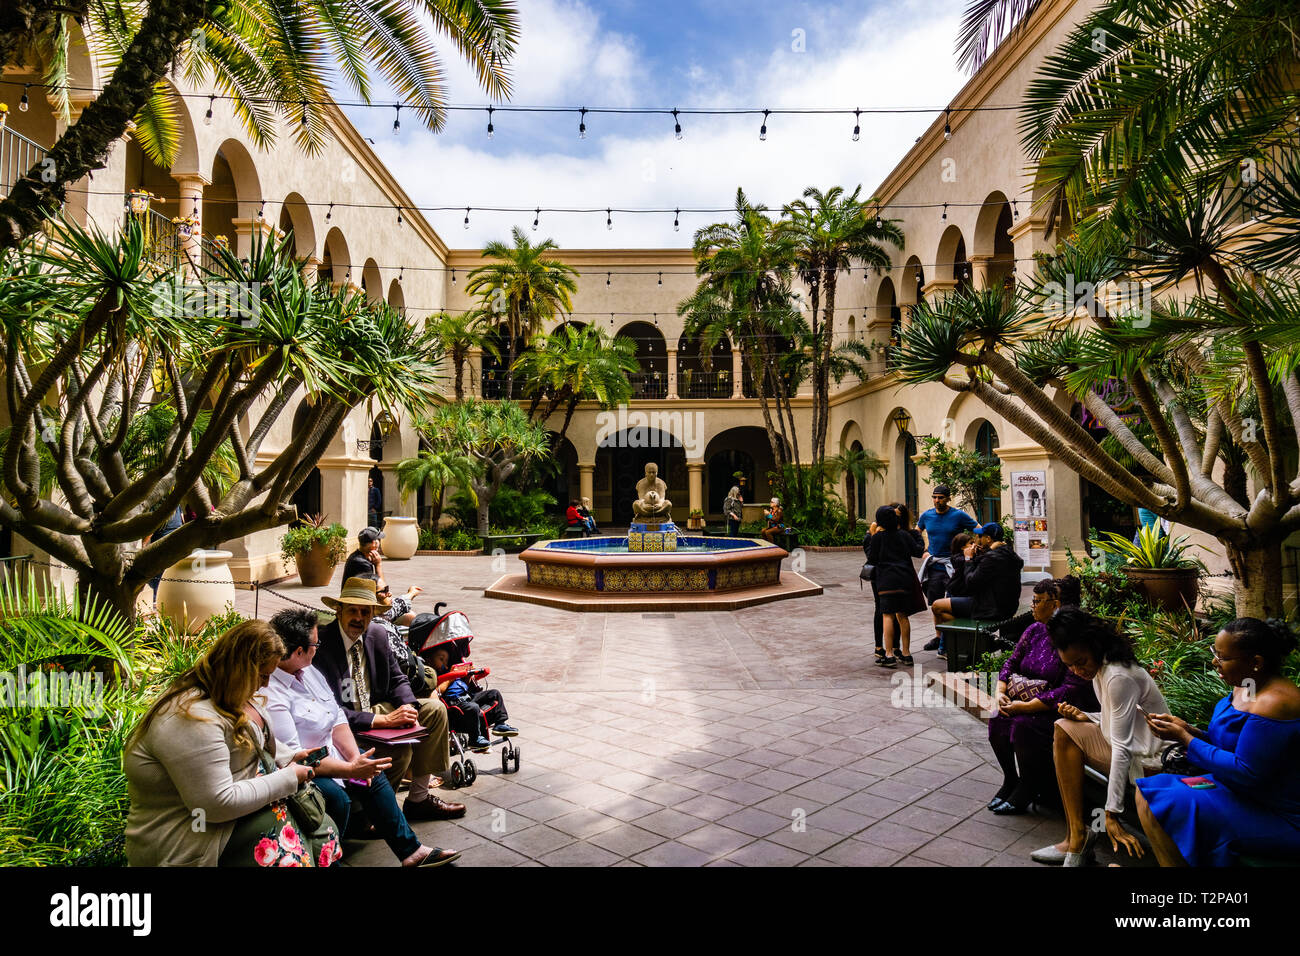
[[724, 486, 744, 536], [367, 477, 383, 530]]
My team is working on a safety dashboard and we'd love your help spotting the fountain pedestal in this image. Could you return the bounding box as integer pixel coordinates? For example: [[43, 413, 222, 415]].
[[627, 521, 678, 552]]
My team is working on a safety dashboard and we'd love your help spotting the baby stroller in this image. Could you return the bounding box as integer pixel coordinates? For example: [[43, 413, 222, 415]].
[[408, 603, 520, 787]]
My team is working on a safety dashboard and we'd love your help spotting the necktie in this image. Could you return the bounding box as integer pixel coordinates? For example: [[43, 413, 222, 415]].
[[349, 642, 370, 712]]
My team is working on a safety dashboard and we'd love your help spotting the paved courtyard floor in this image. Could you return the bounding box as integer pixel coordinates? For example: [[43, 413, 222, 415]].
[[234, 550, 1086, 867]]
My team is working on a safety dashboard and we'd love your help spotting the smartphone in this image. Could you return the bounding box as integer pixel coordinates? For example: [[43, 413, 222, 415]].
[[1180, 776, 1216, 789], [303, 745, 329, 767], [1135, 704, 1148, 716]]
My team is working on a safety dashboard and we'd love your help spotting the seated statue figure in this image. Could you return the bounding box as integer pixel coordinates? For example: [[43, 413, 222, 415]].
[[632, 463, 672, 521]]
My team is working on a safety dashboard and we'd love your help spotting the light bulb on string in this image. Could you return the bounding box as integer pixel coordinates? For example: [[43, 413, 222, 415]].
[[606, 272, 611, 287], [658, 272, 663, 286], [606, 208, 613, 231], [325, 202, 333, 222], [673, 208, 680, 232], [941, 202, 948, 222], [672, 108, 682, 140], [463, 207, 470, 230], [19, 85, 30, 112], [944, 109, 951, 140], [397, 207, 403, 227], [875, 207, 883, 230], [759, 109, 769, 141], [451, 268, 457, 284], [532, 207, 540, 231], [204, 96, 214, 126], [852, 109, 861, 142], [1012, 200, 1019, 220], [579, 107, 587, 140], [258, 199, 266, 220], [393, 104, 401, 134], [486, 106, 494, 139]]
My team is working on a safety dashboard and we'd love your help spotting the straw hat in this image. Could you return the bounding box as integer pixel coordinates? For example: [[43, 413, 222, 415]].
[[321, 576, 392, 613]]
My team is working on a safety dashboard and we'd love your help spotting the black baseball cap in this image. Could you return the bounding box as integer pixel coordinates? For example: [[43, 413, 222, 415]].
[[358, 526, 385, 545], [932, 485, 952, 498]]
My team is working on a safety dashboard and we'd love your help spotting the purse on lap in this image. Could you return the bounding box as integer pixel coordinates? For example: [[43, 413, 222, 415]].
[[1004, 674, 1049, 702], [218, 745, 341, 868]]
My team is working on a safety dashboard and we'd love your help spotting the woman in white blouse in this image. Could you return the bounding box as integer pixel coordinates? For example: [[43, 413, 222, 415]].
[[265, 609, 460, 867], [1030, 608, 1170, 866]]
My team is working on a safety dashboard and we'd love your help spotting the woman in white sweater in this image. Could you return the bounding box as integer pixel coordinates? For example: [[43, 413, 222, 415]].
[[1030, 608, 1170, 866], [124, 620, 314, 866]]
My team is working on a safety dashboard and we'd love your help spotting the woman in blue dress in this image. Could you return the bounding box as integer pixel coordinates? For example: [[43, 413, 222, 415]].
[[1136, 617, 1300, 866]]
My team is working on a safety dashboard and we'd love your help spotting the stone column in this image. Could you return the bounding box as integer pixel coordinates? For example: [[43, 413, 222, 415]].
[[992, 442, 1085, 578], [922, 278, 959, 302], [667, 348, 678, 399], [1009, 214, 1053, 288], [300, 255, 321, 285], [686, 461, 705, 520], [731, 350, 743, 398], [968, 253, 993, 291], [171, 173, 210, 272], [578, 463, 595, 507], [231, 216, 275, 260]]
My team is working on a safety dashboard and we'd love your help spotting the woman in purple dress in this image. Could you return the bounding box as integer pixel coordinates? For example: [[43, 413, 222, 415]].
[[987, 577, 1097, 814]]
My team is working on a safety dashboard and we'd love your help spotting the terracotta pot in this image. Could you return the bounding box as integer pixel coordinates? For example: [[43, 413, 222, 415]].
[[382, 516, 419, 560], [157, 550, 237, 634], [1122, 566, 1200, 613], [294, 541, 338, 588]]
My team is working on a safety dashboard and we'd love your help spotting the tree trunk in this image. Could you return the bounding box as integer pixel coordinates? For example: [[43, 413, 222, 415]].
[[77, 571, 145, 629], [1224, 539, 1284, 620], [476, 494, 491, 536]]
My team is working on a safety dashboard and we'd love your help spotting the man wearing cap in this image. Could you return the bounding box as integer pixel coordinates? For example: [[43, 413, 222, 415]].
[[313, 576, 466, 822], [344, 526, 386, 587], [917, 485, 978, 651]]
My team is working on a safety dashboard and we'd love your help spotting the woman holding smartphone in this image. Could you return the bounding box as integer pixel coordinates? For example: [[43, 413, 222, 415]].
[[1135, 618, 1300, 866], [1030, 609, 1170, 866]]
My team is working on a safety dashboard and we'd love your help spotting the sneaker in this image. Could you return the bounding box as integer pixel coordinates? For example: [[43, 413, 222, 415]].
[[875, 656, 898, 668], [923, 637, 941, 651], [897, 654, 914, 666], [470, 736, 492, 752], [491, 723, 519, 737]]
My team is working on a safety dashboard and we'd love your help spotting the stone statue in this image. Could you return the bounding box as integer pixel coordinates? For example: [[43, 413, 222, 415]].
[[632, 462, 672, 521]]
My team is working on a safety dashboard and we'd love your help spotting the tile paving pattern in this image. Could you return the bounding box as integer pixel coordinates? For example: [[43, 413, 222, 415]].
[[236, 550, 1081, 867]]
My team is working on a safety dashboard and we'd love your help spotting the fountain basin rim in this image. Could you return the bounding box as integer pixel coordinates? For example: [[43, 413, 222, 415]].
[[523, 539, 788, 569]]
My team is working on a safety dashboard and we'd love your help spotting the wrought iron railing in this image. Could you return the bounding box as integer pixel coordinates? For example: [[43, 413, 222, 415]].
[[0, 126, 48, 198], [628, 371, 668, 400], [676, 370, 733, 399]]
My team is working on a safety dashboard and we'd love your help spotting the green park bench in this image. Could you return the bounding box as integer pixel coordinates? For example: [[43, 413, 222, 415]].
[[937, 605, 1032, 672]]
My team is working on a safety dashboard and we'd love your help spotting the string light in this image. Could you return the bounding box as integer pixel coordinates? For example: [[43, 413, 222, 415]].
[[258, 199, 266, 219], [451, 268, 457, 284], [875, 207, 883, 230], [853, 109, 861, 142], [944, 109, 951, 140], [300, 100, 308, 127], [674, 208, 680, 232], [463, 207, 470, 230], [941, 202, 948, 222], [672, 108, 682, 140], [606, 271, 611, 287], [1012, 199, 1019, 220], [579, 107, 587, 140], [397, 207, 403, 227], [759, 109, 769, 141], [325, 202, 333, 222], [204, 95, 214, 126], [19, 85, 30, 112], [532, 207, 540, 231], [486, 105, 494, 139], [606, 207, 613, 231], [658, 272, 663, 286], [393, 104, 401, 134]]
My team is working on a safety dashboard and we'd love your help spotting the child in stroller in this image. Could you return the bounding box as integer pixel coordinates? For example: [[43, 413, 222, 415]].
[[408, 607, 520, 776]]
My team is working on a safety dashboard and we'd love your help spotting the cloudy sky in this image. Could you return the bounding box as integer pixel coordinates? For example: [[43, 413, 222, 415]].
[[342, 0, 971, 249]]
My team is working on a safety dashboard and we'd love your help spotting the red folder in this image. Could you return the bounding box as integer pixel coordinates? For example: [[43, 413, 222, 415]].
[[357, 724, 429, 746]]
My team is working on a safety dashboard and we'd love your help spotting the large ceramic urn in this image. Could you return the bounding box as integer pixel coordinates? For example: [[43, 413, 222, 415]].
[[382, 516, 419, 560], [156, 550, 237, 633]]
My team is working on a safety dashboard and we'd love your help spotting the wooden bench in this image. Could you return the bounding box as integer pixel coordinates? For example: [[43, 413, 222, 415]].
[[478, 532, 548, 554], [937, 605, 1032, 672], [561, 526, 588, 539]]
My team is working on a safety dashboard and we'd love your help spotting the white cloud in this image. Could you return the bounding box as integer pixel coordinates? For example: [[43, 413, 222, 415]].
[[361, 0, 967, 250]]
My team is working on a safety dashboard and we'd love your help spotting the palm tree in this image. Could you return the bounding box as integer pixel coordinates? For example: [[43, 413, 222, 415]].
[[954, 0, 1044, 73], [827, 446, 889, 527], [394, 443, 478, 529], [782, 185, 904, 466], [464, 228, 580, 400], [0, 0, 521, 250], [680, 189, 801, 488], [511, 323, 638, 448], [428, 310, 497, 401]]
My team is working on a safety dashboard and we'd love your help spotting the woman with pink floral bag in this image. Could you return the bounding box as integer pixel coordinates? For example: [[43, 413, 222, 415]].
[[124, 620, 341, 867]]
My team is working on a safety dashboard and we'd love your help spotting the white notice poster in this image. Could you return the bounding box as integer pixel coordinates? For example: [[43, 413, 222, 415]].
[[1011, 471, 1049, 567]]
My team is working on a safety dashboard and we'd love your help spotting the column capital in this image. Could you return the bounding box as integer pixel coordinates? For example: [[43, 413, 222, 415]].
[[921, 278, 959, 299], [577, 462, 596, 472], [1007, 215, 1049, 245], [686, 460, 706, 472], [172, 172, 212, 190]]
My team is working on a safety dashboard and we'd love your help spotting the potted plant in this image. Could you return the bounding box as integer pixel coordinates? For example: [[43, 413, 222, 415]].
[[687, 508, 705, 530], [281, 514, 349, 587], [1090, 524, 1206, 613]]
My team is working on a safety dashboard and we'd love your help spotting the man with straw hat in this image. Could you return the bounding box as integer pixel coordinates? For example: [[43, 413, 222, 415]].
[[314, 577, 466, 822]]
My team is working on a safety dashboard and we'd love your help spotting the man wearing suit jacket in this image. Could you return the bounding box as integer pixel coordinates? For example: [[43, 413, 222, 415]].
[[314, 576, 466, 822]]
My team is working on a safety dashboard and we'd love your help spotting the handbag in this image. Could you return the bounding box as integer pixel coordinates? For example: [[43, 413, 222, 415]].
[[1160, 743, 1199, 776], [219, 744, 341, 867], [1005, 673, 1049, 702]]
